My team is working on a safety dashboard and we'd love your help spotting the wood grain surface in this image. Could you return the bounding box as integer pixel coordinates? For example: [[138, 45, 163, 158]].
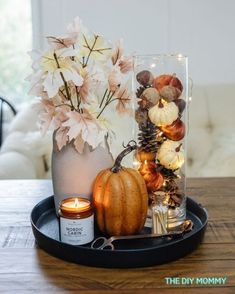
[[0, 178, 234, 293]]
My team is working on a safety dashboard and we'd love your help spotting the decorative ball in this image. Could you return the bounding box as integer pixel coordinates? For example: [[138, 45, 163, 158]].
[[137, 150, 156, 162], [146, 172, 164, 192], [174, 99, 186, 114], [136, 70, 154, 87], [140, 88, 160, 107], [139, 161, 157, 182], [161, 118, 186, 141], [135, 107, 148, 124], [160, 85, 182, 102], [139, 161, 164, 192], [157, 140, 184, 170], [148, 99, 179, 127], [153, 74, 183, 99]]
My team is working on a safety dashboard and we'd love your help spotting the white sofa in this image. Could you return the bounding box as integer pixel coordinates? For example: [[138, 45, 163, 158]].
[[187, 84, 235, 177], [0, 84, 235, 179], [0, 104, 52, 179]]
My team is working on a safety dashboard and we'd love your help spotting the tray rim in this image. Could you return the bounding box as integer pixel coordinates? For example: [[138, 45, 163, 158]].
[[31, 195, 208, 253]]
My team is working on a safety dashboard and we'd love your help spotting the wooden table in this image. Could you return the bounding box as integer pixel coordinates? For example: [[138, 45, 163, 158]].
[[0, 178, 235, 293]]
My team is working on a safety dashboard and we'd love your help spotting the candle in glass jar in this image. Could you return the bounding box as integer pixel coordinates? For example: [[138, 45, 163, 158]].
[[59, 197, 94, 245]]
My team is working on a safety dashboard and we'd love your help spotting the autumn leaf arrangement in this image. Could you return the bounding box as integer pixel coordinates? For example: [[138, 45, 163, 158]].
[[28, 17, 133, 153]]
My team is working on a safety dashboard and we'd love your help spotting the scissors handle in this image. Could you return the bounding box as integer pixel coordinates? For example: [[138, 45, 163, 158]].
[[91, 237, 114, 250]]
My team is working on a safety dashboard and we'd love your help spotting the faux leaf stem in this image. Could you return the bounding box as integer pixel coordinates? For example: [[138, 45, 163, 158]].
[[99, 89, 108, 108], [53, 52, 75, 109], [96, 90, 116, 119], [84, 35, 99, 67]]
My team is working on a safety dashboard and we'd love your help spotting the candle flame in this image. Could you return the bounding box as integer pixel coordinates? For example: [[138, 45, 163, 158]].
[[75, 198, 79, 208]]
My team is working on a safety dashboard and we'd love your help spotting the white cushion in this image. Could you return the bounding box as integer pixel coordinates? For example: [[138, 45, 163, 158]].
[[8, 103, 39, 133], [0, 151, 36, 179], [187, 84, 235, 177], [1, 131, 52, 178]]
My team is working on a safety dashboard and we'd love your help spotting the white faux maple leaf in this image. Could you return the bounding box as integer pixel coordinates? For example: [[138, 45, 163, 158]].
[[62, 110, 103, 149], [74, 135, 85, 153], [81, 34, 112, 62], [108, 66, 122, 92], [40, 48, 83, 97], [111, 39, 124, 65], [55, 127, 69, 151]]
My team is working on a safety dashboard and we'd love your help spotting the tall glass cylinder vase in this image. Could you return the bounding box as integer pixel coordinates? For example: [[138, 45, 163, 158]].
[[133, 54, 188, 232]]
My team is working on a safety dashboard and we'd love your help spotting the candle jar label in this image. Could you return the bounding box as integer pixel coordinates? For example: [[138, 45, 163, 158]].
[[60, 215, 94, 245]]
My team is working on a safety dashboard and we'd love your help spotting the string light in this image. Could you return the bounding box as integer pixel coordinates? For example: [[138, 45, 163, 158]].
[[133, 158, 141, 170]]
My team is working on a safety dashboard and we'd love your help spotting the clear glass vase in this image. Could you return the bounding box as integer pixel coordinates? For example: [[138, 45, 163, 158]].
[[133, 54, 188, 232]]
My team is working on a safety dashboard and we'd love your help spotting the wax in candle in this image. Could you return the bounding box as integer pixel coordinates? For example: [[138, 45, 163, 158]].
[[60, 197, 91, 213]]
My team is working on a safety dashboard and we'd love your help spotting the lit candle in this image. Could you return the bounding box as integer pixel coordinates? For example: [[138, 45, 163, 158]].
[[59, 197, 94, 245]]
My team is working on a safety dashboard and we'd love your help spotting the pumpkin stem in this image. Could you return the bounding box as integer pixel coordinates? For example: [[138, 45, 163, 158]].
[[111, 140, 137, 173], [158, 99, 164, 108], [175, 143, 183, 152]]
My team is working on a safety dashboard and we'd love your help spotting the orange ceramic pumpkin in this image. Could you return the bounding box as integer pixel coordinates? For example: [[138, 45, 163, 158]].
[[93, 141, 148, 236]]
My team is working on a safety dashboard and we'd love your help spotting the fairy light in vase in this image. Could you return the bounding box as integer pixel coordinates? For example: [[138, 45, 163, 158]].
[[177, 53, 184, 61], [133, 159, 141, 170], [156, 130, 165, 143], [133, 155, 141, 170]]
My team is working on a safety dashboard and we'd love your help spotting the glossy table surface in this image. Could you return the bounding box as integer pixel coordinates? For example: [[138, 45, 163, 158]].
[[0, 178, 235, 293]]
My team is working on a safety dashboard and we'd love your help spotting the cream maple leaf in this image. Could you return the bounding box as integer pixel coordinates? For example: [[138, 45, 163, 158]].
[[74, 135, 85, 153], [111, 39, 124, 65], [40, 48, 83, 97], [78, 67, 93, 104], [81, 34, 112, 62], [108, 66, 122, 92], [115, 84, 134, 115], [39, 100, 69, 134], [119, 56, 133, 74], [55, 127, 69, 150], [62, 110, 103, 149], [47, 17, 82, 49]]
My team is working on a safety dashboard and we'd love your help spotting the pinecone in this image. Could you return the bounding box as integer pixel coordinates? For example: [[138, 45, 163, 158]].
[[162, 177, 183, 208], [135, 107, 148, 125], [166, 193, 183, 208], [161, 168, 178, 180], [138, 120, 159, 153]]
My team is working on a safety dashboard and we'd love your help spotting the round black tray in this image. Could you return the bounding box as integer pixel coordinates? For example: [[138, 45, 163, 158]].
[[31, 196, 208, 268]]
